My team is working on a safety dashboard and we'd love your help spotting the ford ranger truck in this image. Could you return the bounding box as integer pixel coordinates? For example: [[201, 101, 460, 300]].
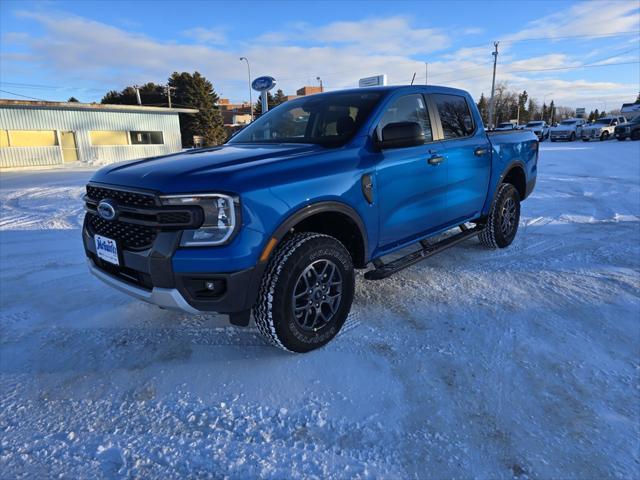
[[83, 86, 538, 352]]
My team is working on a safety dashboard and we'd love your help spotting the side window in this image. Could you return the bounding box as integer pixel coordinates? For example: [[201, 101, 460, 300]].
[[432, 93, 475, 139], [377, 94, 432, 142]]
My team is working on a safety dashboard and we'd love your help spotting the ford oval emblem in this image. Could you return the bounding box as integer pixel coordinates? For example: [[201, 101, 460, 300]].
[[251, 76, 276, 92], [97, 199, 117, 221]]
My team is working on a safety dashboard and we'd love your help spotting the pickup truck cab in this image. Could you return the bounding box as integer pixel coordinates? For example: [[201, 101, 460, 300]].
[[83, 85, 538, 352], [581, 116, 627, 141], [549, 118, 586, 141], [614, 116, 640, 141], [525, 121, 549, 141]]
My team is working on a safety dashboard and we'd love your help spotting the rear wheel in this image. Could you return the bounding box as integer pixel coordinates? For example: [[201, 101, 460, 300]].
[[479, 183, 521, 249], [253, 232, 355, 353]]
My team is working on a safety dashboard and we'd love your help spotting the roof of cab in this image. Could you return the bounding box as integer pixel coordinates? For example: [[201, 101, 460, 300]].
[[302, 84, 472, 98]]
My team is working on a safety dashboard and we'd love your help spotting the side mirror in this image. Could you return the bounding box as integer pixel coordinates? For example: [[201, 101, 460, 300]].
[[377, 122, 425, 149]]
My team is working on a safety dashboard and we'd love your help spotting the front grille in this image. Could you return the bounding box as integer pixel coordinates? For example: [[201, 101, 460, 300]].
[[88, 213, 156, 250], [158, 211, 192, 224], [86, 185, 156, 208]]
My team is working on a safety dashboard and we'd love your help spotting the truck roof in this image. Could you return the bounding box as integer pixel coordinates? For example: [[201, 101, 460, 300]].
[[307, 84, 472, 98]]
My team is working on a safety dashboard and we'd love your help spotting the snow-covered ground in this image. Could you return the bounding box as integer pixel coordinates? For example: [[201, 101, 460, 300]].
[[1, 140, 639, 479]]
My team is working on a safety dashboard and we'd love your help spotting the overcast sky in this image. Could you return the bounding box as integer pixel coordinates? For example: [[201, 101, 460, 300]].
[[1, 0, 638, 110]]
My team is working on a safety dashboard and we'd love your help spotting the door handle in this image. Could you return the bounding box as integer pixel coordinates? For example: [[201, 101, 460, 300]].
[[474, 147, 488, 157], [428, 155, 445, 165]]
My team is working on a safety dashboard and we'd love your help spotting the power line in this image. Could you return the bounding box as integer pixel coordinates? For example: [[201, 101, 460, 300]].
[[0, 89, 47, 101]]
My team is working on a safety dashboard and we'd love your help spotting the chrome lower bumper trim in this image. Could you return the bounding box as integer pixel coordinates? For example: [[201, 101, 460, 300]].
[[87, 259, 200, 314]]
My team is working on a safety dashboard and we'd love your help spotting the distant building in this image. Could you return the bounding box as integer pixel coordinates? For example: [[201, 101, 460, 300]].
[[0, 100, 197, 168], [296, 86, 323, 96]]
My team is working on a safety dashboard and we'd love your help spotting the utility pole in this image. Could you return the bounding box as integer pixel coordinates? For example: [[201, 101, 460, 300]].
[[425, 62, 428, 85], [316, 76, 323, 92], [133, 85, 142, 105], [165, 85, 176, 108], [239, 57, 254, 122], [488, 41, 499, 129]]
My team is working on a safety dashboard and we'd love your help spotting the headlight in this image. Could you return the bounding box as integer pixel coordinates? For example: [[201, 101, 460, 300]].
[[160, 194, 239, 246]]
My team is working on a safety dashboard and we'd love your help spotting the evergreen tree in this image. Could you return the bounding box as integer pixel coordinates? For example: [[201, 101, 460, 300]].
[[527, 98, 538, 121], [599, 110, 607, 118], [253, 91, 276, 117], [67, 96, 79, 103], [635, 92, 640, 104], [476, 93, 489, 126], [273, 89, 287, 107], [518, 90, 529, 123], [101, 83, 166, 106], [541, 103, 548, 123], [168, 71, 226, 147], [548, 100, 555, 124]]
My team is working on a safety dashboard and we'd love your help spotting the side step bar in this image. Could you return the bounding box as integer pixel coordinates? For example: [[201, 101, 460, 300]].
[[364, 224, 484, 280]]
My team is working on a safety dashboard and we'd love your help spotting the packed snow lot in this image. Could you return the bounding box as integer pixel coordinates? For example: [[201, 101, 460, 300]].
[[1, 140, 639, 479]]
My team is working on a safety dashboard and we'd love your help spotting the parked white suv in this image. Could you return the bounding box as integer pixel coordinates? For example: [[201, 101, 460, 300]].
[[549, 118, 586, 142], [525, 121, 549, 141], [581, 116, 627, 141]]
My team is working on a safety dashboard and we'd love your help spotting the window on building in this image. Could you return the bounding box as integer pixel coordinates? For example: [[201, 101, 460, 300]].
[[130, 131, 164, 145], [432, 94, 475, 139], [90, 131, 129, 146], [377, 94, 433, 142], [6, 130, 58, 147]]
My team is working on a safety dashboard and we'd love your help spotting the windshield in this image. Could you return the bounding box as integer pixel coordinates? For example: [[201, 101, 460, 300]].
[[229, 91, 383, 147], [594, 118, 612, 124], [560, 120, 577, 125], [497, 123, 512, 128], [526, 122, 543, 127]]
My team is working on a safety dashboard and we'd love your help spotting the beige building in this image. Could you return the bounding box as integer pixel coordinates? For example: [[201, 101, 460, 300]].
[[0, 100, 197, 168]]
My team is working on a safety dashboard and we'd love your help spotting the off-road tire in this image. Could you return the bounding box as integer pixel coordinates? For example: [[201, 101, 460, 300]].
[[479, 183, 521, 249], [253, 232, 355, 353]]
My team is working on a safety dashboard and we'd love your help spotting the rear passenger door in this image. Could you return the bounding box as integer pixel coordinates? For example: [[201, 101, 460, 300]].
[[428, 93, 491, 224]]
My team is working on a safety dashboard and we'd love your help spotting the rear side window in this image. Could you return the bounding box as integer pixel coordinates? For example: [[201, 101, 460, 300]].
[[432, 94, 475, 139], [378, 94, 433, 142]]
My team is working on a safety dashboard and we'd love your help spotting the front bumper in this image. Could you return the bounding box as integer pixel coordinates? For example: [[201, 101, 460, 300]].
[[87, 258, 200, 313], [550, 131, 574, 140], [581, 129, 602, 140], [83, 222, 263, 316]]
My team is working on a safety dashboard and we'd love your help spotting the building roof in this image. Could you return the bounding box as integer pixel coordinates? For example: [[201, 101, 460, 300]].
[[0, 99, 198, 114]]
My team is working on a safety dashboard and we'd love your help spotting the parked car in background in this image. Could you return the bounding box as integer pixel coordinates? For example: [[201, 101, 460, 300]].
[[494, 122, 518, 131], [614, 116, 640, 141], [525, 121, 549, 141], [581, 116, 627, 141], [82, 85, 538, 352], [549, 118, 586, 141]]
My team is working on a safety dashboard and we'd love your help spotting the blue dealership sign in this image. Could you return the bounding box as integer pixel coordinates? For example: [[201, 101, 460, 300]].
[[251, 76, 276, 92]]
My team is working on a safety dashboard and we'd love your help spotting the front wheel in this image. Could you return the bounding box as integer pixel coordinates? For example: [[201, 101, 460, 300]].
[[600, 131, 609, 141], [253, 232, 355, 353], [479, 183, 521, 249], [632, 130, 640, 141], [570, 132, 576, 141]]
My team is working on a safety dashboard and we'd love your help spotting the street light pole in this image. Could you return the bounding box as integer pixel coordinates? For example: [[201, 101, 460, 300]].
[[239, 57, 254, 122], [316, 76, 323, 92], [488, 41, 499, 129]]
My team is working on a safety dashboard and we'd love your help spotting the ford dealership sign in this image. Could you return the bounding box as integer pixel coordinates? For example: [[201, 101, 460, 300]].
[[251, 76, 276, 92]]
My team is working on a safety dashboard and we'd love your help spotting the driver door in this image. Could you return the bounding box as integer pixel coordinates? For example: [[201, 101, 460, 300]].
[[375, 93, 449, 247]]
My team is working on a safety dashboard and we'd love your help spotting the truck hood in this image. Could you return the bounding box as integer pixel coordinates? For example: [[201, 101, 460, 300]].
[[551, 124, 577, 131], [90, 143, 325, 193]]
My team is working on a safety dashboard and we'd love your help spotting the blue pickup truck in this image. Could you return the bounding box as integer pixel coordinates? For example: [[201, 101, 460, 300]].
[[83, 85, 538, 352]]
